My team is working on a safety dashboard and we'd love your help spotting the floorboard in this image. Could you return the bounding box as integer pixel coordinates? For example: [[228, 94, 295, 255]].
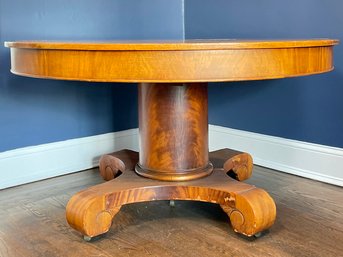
[[0, 166, 342, 257]]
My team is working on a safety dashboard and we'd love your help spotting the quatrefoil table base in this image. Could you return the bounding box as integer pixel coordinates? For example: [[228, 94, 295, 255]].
[[66, 148, 276, 239]]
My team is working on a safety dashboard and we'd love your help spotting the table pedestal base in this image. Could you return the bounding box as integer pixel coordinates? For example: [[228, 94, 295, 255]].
[[66, 149, 276, 239]]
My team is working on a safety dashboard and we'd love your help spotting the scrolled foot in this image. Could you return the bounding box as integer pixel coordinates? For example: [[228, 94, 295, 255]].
[[66, 191, 122, 238], [220, 188, 276, 237], [223, 153, 253, 181], [99, 154, 126, 181]]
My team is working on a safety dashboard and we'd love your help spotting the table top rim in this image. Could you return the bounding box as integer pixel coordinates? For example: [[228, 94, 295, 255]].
[[4, 38, 339, 51]]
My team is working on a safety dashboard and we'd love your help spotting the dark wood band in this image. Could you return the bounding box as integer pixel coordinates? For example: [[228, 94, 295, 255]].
[[135, 162, 213, 181]]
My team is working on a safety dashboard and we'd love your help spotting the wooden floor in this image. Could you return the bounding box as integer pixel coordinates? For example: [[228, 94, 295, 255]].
[[0, 166, 342, 257]]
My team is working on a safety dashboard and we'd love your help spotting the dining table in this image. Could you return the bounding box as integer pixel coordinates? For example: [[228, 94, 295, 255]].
[[5, 39, 338, 241]]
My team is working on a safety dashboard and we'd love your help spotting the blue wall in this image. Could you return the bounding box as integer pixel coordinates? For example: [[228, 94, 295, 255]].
[[1, 0, 342, 152], [0, 0, 184, 152], [185, 0, 343, 148]]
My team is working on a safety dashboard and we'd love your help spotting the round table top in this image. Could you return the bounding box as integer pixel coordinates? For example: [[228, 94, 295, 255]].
[[5, 39, 338, 83]]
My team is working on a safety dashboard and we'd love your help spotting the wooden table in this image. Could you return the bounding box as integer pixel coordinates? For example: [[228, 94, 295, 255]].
[[5, 39, 338, 240]]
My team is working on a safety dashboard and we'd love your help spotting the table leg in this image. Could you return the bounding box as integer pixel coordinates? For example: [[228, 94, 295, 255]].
[[66, 149, 276, 239], [136, 83, 213, 181], [66, 83, 276, 240]]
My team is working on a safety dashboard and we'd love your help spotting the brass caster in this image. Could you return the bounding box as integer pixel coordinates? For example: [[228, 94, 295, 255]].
[[83, 235, 93, 242], [254, 230, 269, 238], [254, 232, 263, 238]]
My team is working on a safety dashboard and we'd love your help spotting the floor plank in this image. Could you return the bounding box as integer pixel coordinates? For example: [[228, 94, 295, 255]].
[[0, 166, 342, 257]]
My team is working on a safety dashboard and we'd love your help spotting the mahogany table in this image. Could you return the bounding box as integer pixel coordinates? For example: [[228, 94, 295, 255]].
[[5, 39, 338, 240]]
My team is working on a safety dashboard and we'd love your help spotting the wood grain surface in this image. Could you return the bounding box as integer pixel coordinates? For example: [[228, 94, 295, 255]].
[[67, 149, 275, 238], [3, 39, 340, 256], [4, 39, 339, 50], [136, 83, 211, 181], [0, 162, 342, 257], [5, 39, 338, 83]]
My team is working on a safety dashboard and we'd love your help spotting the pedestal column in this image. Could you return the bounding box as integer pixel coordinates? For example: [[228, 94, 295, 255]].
[[135, 83, 213, 181]]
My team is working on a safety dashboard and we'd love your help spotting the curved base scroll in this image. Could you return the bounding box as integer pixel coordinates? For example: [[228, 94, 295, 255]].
[[67, 149, 276, 239], [98, 149, 138, 180], [209, 148, 253, 181], [220, 188, 276, 236]]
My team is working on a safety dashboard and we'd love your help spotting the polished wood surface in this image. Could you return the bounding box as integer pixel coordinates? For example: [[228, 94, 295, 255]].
[[5, 39, 338, 82], [4, 39, 339, 50], [67, 149, 275, 238], [5, 39, 338, 241], [1, 165, 342, 257], [137, 83, 211, 181]]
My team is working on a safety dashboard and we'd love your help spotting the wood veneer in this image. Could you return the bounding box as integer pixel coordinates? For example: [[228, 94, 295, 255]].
[[68, 149, 273, 238], [4, 39, 338, 240], [136, 83, 212, 181], [5, 39, 338, 83]]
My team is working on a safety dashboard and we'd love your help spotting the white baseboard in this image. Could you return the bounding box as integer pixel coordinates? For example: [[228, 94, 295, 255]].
[[209, 125, 343, 187], [0, 129, 139, 189], [1, 126, 342, 189]]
